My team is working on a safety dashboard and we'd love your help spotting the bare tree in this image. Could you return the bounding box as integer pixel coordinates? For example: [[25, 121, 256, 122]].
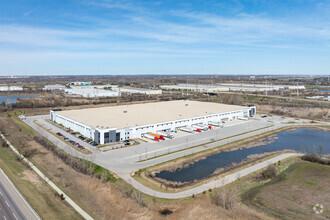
[[213, 185, 238, 210]]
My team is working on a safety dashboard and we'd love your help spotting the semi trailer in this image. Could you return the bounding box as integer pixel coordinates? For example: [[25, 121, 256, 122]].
[[179, 126, 194, 133], [142, 133, 159, 141], [237, 117, 248, 121], [149, 133, 165, 140], [192, 124, 209, 131], [157, 131, 174, 139], [208, 121, 224, 127]]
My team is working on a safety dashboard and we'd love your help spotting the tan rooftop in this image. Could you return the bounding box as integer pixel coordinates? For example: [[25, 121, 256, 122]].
[[57, 100, 247, 129]]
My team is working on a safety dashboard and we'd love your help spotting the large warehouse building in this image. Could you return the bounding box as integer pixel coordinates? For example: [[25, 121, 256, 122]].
[[50, 100, 256, 144]]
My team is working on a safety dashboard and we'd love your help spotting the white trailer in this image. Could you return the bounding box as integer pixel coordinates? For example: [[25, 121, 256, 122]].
[[179, 126, 194, 133], [142, 133, 159, 141], [208, 121, 224, 127], [157, 131, 174, 139], [237, 117, 248, 121], [192, 124, 209, 131]]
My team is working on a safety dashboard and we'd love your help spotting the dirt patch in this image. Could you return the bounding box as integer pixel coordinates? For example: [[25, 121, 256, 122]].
[[21, 169, 42, 185]]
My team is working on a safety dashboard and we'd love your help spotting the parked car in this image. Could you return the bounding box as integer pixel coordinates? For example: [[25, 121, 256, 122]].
[[261, 115, 268, 118], [64, 137, 69, 141], [124, 142, 131, 146], [56, 132, 62, 136]]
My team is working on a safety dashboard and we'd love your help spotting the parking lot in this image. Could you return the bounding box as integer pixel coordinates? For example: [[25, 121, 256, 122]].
[[24, 113, 326, 198]]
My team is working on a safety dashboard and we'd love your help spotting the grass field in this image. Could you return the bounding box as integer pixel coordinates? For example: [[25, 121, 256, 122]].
[[0, 144, 83, 220], [243, 161, 330, 220], [6, 111, 35, 136]]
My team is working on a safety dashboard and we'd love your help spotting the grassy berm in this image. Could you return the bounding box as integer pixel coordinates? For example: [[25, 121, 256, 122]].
[[243, 161, 330, 220]]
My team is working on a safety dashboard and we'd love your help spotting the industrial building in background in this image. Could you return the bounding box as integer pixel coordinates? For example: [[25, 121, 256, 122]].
[[50, 100, 256, 144], [161, 83, 306, 93], [160, 84, 229, 93], [119, 87, 162, 95], [43, 84, 66, 91], [67, 82, 92, 86], [0, 86, 23, 91], [64, 88, 120, 98]]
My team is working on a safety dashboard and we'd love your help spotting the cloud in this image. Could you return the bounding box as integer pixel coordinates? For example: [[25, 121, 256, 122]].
[[87, 0, 146, 13], [1, 2, 330, 59], [23, 8, 37, 17]]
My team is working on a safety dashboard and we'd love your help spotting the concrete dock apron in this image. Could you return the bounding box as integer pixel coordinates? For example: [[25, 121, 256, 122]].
[[24, 114, 325, 199]]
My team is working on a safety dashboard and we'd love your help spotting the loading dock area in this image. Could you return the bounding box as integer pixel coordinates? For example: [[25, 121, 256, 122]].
[[50, 100, 255, 144]]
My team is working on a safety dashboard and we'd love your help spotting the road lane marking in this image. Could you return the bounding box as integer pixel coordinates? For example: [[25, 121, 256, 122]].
[[13, 213, 18, 220], [5, 201, 9, 207]]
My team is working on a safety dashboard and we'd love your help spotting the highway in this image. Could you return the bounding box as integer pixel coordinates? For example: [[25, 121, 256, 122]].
[[0, 169, 39, 220]]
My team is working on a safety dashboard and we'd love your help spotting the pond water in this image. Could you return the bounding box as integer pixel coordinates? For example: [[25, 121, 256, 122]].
[[155, 129, 330, 183], [313, 90, 330, 93], [0, 95, 39, 104]]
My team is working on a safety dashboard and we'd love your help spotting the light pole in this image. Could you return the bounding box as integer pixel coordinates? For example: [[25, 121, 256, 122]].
[[145, 148, 148, 159]]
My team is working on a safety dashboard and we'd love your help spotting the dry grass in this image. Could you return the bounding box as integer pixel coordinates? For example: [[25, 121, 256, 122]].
[[257, 104, 330, 121], [243, 161, 330, 220]]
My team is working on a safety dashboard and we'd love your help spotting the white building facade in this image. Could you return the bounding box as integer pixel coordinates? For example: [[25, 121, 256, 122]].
[[50, 105, 256, 144]]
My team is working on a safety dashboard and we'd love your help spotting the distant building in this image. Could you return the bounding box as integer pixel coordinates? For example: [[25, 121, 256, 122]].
[[160, 84, 229, 93], [217, 83, 306, 91], [70, 85, 118, 90], [43, 85, 66, 91], [161, 83, 306, 93], [0, 86, 23, 91], [306, 96, 324, 100], [68, 82, 92, 86], [118, 87, 162, 95], [64, 88, 120, 98]]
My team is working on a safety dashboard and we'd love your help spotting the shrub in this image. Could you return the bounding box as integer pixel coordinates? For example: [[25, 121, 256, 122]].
[[213, 186, 238, 210], [33, 135, 117, 182], [262, 164, 278, 180], [302, 154, 330, 166]]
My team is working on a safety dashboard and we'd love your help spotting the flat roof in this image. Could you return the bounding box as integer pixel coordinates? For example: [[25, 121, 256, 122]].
[[56, 100, 247, 129], [121, 87, 161, 91]]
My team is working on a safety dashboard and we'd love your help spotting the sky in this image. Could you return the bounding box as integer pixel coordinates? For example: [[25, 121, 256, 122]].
[[0, 0, 330, 75]]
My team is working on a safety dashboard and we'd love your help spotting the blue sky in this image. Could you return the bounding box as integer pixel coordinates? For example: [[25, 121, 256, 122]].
[[0, 0, 330, 75]]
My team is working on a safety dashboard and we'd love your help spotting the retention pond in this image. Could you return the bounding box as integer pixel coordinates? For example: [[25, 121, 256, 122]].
[[155, 129, 330, 183]]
